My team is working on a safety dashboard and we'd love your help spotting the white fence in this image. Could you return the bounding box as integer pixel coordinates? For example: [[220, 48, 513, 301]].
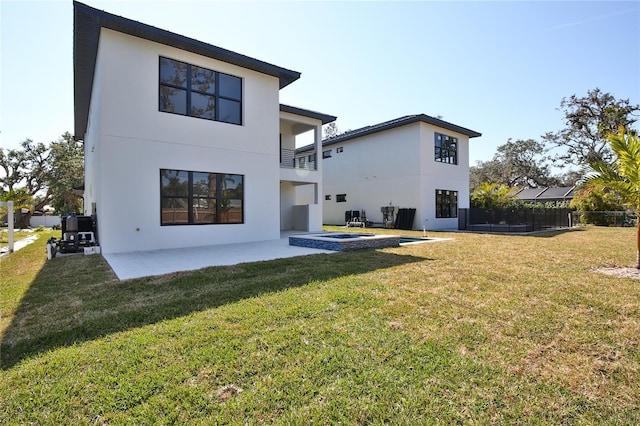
[[30, 215, 62, 228]]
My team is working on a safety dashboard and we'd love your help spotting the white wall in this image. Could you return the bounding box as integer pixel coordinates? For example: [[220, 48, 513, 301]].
[[322, 122, 472, 230], [279, 113, 324, 232], [417, 122, 471, 230], [88, 29, 281, 253], [323, 125, 422, 226], [29, 215, 62, 228], [280, 181, 295, 230]]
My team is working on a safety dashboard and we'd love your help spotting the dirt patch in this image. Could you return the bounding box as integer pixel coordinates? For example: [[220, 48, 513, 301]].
[[594, 267, 640, 280]]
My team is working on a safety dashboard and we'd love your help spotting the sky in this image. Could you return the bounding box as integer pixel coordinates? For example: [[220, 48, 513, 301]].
[[1, 0, 639, 168]]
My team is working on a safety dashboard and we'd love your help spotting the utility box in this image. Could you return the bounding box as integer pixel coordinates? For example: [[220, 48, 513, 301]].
[[84, 246, 101, 255]]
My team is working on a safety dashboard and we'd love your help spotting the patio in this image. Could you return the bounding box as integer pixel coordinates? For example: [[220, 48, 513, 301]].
[[103, 232, 335, 280]]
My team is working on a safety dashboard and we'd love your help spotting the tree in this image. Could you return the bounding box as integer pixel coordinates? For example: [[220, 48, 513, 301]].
[[542, 88, 640, 167], [583, 128, 640, 268], [494, 139, 560, 188], [0, 132, 83, 227], [570, 183, 626, 212], [470, 159, 506, 191], [470, 182, 517, 209], [48, 133, 84, 213], [470, 139, 560, 191], [570, 182, 627, 226], [323, 122, 340, 139]]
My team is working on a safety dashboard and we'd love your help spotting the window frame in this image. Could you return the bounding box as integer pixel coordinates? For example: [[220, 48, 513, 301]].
[[323, 150, 332, 159], [435, 189, 458, 218], [160, 168, 245, 226], [434, 132, 458, 165], [336, 194, 347, 203], [159, 57, 243, 125]]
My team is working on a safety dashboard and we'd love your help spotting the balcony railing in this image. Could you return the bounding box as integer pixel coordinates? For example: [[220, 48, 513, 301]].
[[280, 148, 316, 170]]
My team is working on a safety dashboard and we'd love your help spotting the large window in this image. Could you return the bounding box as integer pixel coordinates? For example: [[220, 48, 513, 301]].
[[159, 57, 242, 125], [160, 169, 244, 225], [435, 132, 457, 164], [435, 189, 458, 218]]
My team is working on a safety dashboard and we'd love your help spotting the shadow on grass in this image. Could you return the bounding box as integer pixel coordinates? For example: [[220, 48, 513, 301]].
[[462, 228, 581, 238], [527, 228, 582, 238], [1, 249, 428, 369]]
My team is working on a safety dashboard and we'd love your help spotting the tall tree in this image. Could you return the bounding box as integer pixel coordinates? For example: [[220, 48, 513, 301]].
[[48, 132, 84, 214], [470, 138, 560, 191], [0, 132, 83, 226], [583, 128, 640, 268], [323, 122, 340, 139], [542, 88, 640, 167]]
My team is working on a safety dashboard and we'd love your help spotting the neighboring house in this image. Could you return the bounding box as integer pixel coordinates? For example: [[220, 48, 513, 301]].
[[74, 1, 335, 254], [297, 115, 481, 230], [515, 186, 575, 204]]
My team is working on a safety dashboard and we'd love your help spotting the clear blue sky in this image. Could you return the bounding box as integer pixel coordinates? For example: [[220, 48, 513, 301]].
[[1, 0, 639, 167]]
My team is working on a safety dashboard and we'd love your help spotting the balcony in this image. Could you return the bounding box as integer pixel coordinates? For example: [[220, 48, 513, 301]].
[[280, 148, 316, 171]]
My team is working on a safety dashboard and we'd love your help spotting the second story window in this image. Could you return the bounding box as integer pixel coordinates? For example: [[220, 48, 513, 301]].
[[159, 57, 242, 125], [435, 132, 457, 164], [323, 150, 332, 159]]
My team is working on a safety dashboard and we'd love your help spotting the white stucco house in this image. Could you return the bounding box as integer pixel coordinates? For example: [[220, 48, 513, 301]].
[[297, 115, 481, 230], [74, 1, 335, 254]]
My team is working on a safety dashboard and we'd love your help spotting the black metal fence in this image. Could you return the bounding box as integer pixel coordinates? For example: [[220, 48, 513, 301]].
[[458, 208, 573, 232], [571, 211, 637, 227]]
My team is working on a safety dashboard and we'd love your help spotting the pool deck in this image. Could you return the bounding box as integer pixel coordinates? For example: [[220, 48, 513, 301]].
[[103, 232, 335, 281]]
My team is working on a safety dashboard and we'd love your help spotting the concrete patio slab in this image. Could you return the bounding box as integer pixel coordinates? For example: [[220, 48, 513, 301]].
[[103, 233, 335, 280]]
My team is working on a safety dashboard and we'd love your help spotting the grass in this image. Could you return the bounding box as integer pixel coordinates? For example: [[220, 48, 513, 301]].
[[0, 228, 40, 245], [1, 226, 639, 424]]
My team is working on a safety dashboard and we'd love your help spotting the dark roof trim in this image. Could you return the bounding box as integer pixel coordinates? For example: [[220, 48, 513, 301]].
[[320, 114, 481, 148], [280, 104, 337, 125], [74, 1, 301, 138]]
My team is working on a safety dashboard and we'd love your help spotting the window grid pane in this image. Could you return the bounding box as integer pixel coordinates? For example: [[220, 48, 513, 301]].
[[161, 169, 244, 225], [435, 189, 458, 218], [159, 57, 242, 125], [434, 132, 458, 165]]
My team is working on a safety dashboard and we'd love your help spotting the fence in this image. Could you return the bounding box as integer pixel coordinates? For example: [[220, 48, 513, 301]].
[[29, 215, 62, 228], [571, 211, 636, 227], [458, 208, 573, 232]]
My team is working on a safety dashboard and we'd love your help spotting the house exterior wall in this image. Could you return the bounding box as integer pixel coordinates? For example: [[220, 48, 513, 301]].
[[322, 122, 472, 230], [279, 113, 324, 232], [84, 29, 281, 253], [83, 48, 102, 219], [417, 122, 471, 230]]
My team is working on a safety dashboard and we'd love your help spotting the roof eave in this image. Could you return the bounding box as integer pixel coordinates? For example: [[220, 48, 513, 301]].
[[73, 1, 301, 138], [322, 114, 481, 147], [280, 104, 337, 125]]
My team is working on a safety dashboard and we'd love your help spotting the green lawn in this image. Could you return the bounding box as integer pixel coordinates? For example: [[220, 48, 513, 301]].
[[0, 228, 39, 245], [1, 226, 638, 424]]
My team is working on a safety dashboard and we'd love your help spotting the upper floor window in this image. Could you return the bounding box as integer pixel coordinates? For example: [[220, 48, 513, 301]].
[[159, 57, 242, 125], [336, 147, 344, 153], [435, 132, 457, 165], [323, 150, 332, 159]]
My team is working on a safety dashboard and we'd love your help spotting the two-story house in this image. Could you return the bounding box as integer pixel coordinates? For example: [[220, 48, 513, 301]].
[[74, 1, 335, 254], [297, 115, 481, 230]]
